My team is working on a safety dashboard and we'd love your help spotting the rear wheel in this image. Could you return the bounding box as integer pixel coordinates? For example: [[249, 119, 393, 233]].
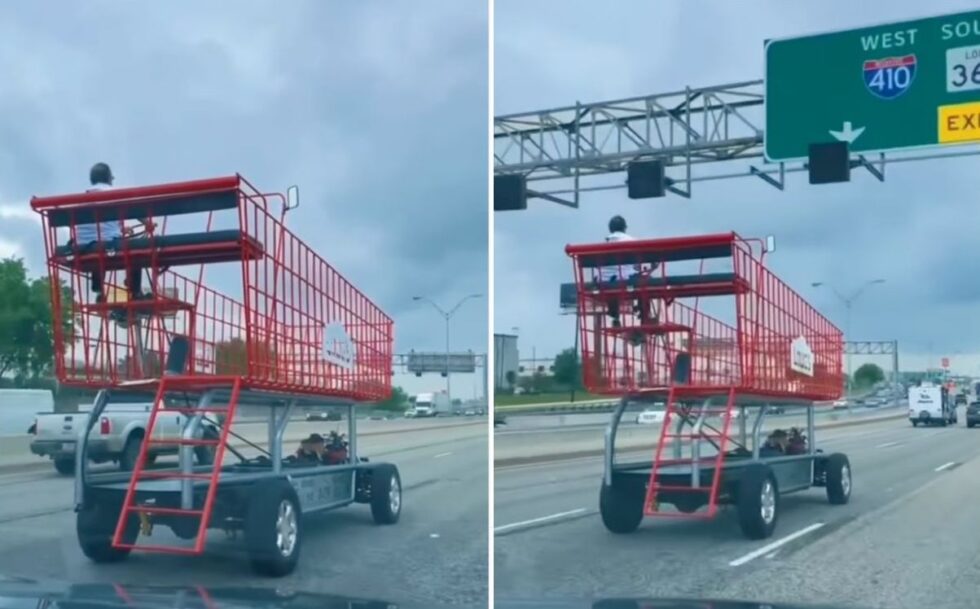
[[599, 481, 643, 534], [77, 501, 137, 563], [54, 457, 74, 476], [370, 465, 402, 524], [737, 464, 778, 540], [825, 453, 851, 505], [245, 479, 302, 577], [119, 434, 143, 471], [912, 420, 919, 427]]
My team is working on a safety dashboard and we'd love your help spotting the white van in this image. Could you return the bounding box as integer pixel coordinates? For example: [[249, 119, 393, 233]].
[[908, 384, 956, 427]]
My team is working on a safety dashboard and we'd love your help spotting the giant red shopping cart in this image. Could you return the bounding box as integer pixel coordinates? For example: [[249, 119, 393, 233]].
[[31, 175, 399, 575], [566, 232, 847, 539]]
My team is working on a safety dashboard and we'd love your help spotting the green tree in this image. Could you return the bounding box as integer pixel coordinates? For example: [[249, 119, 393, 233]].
[[853, 363, 885, 389], [0, 258, 72, 383], [552, 348, 580, 388], [376, 386, 409, 411]]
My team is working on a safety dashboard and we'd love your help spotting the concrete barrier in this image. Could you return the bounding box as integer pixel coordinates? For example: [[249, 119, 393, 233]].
[[495, 410, 907, 467], [1, 418, 485, 475]]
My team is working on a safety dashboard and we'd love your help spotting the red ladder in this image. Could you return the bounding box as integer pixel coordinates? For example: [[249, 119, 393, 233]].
[[112, 376, 242, 554], [643, 386, 737, 519]]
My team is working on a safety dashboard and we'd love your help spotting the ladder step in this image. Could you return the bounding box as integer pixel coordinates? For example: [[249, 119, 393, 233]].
[[137, 471, 213, 480], [654, 485, 712, 492], [114, 543, 202, 555], [665, 433, 727, 439], [147, 438, 220, 447], [164, 407, 231, 414], [125, 505, 204, 516]]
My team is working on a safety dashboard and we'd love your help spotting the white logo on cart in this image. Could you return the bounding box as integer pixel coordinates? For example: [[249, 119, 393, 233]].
[[322, 322, 356, 370], [790, 336, 814, 377]]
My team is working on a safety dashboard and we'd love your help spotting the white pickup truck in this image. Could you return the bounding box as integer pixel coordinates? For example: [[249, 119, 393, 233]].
[[30, 402, 219, 475]]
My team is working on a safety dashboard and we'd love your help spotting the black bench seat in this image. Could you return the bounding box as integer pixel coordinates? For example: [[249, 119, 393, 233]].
[[53, 230, 264, 271]]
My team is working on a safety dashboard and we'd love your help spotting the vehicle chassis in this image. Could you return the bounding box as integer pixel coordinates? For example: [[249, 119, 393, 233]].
[[602, 393, 850, 538], [74, 385, 401, 572]]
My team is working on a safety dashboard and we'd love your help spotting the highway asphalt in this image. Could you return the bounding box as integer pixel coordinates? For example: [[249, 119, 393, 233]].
[[0, 421, 488, 608], [495, 408, 980, 609]]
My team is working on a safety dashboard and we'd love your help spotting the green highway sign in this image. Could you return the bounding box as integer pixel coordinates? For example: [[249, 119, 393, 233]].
[[765, 10, 980, 162]]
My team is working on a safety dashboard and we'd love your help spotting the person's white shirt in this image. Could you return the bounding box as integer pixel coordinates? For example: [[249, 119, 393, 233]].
[[599, 231, 636, 281], [74, 183, 121, 244]]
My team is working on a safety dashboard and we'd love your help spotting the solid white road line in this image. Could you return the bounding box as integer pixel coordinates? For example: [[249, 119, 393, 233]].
[[494, 508, 587, 534], [433, 452, 453, 458], [876, 441, 902, 448], [935, 461, 957, 472], [728, 523, 825, 567]]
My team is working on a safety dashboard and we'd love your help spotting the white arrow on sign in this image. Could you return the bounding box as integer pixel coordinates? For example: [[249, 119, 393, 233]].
[[829, 121, 866, 144]]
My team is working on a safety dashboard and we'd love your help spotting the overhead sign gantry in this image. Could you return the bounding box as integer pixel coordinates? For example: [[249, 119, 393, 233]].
[[495, 9, 980, 210]]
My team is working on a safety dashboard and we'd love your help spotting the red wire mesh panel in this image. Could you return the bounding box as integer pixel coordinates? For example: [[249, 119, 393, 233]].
[[566, 232, 842, 401], [31, 175, 392, 402]]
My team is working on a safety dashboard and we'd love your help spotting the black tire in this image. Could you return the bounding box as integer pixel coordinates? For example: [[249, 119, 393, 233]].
[[76, 501, 137, 563], [54, 457, 75, 476], [736, 464, 779, 540], [912, 420, 919, 427], [370, 464, 402, 525], [119, 434, 143, 471], [940, 418, 948, 428], [599, 481, 644, 534], [969, 422, 975, 429], [244, 479, 302, 577], [825, 453, 851, 505]]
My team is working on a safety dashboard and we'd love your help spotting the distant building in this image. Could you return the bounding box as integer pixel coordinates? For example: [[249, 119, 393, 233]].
[[493, 334, 519, 390]]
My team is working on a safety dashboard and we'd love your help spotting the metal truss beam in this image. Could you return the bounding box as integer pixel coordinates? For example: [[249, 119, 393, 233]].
[[495, 80, 980, 204], [844, 340, 897, 355]]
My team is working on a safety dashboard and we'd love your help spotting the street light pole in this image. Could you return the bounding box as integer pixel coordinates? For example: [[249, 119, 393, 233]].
[[811, 279, 885, 394], [413, 294, 482, 404]]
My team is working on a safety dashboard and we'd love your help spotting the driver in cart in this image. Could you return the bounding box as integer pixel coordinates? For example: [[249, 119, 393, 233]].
[[72, 162, 155, 303], [597, 215, 659, 336]]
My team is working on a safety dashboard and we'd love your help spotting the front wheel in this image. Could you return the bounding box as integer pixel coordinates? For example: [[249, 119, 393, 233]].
[[599, 481, 643, 534], [77, 502, 137, 563], [737, 464, 779, 540], [245, 479, 302, 577], [825, 453, 851, 505], [912, 420, 919, 427], [370, 465, 402, 524]]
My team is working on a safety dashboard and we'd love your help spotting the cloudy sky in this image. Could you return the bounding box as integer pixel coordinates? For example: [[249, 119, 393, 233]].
[[0, 1, 488, 397], [494, 0, 980, 377]]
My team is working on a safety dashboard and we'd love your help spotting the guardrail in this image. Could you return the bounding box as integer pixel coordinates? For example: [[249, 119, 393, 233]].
[[494, 398, 620, 415]]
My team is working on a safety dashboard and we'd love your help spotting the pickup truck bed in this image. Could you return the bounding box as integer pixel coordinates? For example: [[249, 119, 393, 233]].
[[30, 403, 218, 475]]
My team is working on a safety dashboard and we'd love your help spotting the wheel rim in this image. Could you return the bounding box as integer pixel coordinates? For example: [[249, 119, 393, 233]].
[[760, 480, 775, 524], [275, 500, 297, 557], [389, 475, 401, 514], [840, 464, 851, 496]]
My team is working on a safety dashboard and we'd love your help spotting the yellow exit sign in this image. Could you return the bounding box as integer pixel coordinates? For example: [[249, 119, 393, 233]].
[[939, 101, 980, 143]]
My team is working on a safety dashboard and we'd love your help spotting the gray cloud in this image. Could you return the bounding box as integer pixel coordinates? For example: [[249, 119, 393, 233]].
[[0, 0, 488, 365], [495, 0, 980, 371]]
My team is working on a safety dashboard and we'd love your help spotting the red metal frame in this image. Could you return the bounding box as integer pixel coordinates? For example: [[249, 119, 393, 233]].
[[32, 175, 393, 402], [566, 231, 843, 401], [568, 231, 843, 520]]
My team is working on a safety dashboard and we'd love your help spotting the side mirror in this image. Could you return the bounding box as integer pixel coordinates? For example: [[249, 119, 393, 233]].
[[286, 185, 300, 212], [765, 234, 776, 254]]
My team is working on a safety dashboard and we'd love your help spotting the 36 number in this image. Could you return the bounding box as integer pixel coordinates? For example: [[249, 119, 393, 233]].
[[950, 63, 980, 88]]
